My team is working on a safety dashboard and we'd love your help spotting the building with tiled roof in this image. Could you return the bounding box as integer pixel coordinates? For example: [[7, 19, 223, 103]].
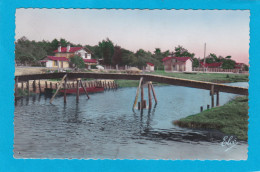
[[162, 56, 193, 72], [40, 44, 97, 69]]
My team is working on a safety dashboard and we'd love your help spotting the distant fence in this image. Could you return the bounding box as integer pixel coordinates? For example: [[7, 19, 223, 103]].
[[104, 65, 134, 70], [193, 67, 248, 74]]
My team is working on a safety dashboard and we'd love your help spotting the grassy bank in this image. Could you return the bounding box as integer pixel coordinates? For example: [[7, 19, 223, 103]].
[[173, 96, 249, 140], [115, 80, 168, 88], [149, 70, 249, 83]]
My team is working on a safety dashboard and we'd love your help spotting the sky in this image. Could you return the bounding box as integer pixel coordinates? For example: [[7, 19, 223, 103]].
[[15, 9, 250, 64]]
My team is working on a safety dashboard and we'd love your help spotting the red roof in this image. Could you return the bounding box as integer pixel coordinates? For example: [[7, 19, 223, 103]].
[[200, 62, 222, 67], [162, 56, 191, 62], [54, 47, 83, 53], [146, 62, 154, 66], [83, 59, 97, 63], [47, 56, 69, 61]]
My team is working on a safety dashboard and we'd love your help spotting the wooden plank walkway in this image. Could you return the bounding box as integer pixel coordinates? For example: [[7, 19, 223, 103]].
[[15, 72, 248, 95]]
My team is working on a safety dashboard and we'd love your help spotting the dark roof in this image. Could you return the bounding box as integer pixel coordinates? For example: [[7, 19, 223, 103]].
[[162, 56, 191, 62]]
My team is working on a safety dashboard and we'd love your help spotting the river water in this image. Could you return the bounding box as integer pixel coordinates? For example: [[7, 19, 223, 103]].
[[14, 82, 248, 160]]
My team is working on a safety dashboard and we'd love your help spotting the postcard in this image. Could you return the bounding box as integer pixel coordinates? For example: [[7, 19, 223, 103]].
[[13, 9, 249, 160]]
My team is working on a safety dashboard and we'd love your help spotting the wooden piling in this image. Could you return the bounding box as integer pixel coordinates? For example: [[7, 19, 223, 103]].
[[148, 82, 152, 109], [50, 82, 52, 89], [138, 102, 141, 110], [45, 81, 48, 88], [143, 100, 146, 108], [76, 79, 80, 103], [56, 83, 58, 89], [27, 80, 30, 96], [15, 77, 18, 99], [38, 80, 41, 94], [80, 80, 90, 99], [133, 77, 143, 111], [64, 77, 67, 103], [21, 82, 24, 90], [50, 74, 67, 104], [211, 85, 215, 108], [150, 82, 158, 104], [216, 91, 220, 106], [141, 81, 144, 109], [33, 80, 36, 92], [73, 81, 75, 88]]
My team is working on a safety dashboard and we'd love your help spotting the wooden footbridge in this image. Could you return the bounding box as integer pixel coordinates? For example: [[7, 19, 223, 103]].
[[15, 72, 248, 110]]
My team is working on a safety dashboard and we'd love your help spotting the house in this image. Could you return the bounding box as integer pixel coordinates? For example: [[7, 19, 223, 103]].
[[146, 62, 154, 71], [200, 62, 223, 68], [40, 56, 69, 68], [235, 63, 246, 70], [41, 44, 97, 69], [162, 56, 193, 72]]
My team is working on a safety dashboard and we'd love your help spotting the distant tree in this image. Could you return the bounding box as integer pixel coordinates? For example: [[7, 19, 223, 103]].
[[192, 58, 199, 67], [222, 59, 236, 69], [244, 65, 249, 71], [70, 55, 85, 69], [174, 45, 195, 58], [98, 38, 114, 65], [225, 55, 232, 59], [154, 48, 161, 55], [112, 46, 123, 65]]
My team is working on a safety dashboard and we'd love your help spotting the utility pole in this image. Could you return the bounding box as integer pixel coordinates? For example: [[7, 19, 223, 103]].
[[203, 43, 206, 72]]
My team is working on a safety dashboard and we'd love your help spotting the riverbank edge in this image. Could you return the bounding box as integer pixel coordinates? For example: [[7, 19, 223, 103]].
[[173, 96, 248, 141]]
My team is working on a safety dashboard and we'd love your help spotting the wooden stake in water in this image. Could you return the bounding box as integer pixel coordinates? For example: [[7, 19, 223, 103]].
[[148, 82, 152, 109], [50, 74, 67, 104], [64, 77, 67, 103], [150, 82, 158, 104], [132, 77, 143, 112], [80, 80, 90, 99], [76, 78, 80, 103], [211, 84, 215, 108]]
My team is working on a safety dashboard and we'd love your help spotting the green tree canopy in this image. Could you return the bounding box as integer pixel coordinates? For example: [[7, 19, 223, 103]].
[[70, 55, 85, 69]]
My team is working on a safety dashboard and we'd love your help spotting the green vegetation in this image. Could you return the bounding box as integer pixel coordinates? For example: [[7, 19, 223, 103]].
[[149, 70, 249, 83], [70, 55, 85, 69], [115, 80, 140, 87], [173, 96, 249, 140]]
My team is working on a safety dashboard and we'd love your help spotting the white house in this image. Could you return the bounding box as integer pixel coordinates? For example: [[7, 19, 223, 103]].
[[146, 62, 155, 71], [162, 56, 193, 72], [40, 56, 69, 68], [40, 44, 97, 69]]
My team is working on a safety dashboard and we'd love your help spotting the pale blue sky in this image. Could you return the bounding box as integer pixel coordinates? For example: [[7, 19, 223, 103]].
[[15, 9, 250, 63]]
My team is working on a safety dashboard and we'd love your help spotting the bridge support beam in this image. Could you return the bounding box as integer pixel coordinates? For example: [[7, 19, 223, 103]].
[[76, 78, 80, 103], [148, 82, 152, 109], [216, 91, 220, 106], [211, 85, 215, 108], [64, 77, 67, 103]]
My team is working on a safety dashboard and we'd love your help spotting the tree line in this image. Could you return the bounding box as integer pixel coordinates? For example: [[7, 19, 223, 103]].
[[15, 36, 247, 70]]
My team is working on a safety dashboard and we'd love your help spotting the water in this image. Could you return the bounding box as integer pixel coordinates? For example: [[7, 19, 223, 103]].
[[14, 82, 248, 160]]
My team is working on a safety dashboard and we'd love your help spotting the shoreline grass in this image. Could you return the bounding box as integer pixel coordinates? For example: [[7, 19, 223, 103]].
[[173, 96, 249, 141], [115, 71, 248, 88], [149, 70, 248, 83]]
